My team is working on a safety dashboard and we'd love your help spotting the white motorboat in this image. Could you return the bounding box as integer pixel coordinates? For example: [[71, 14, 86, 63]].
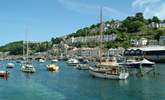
[[51, 59, 58, 63], [140, 58, 155, 66], [6, 63, 15, 68], [76, 64, 89, 70], [67, 58, 79, 66], [76, 59, 89, 70], [39, 59, 45, 63], [119, 58, 155, 68]]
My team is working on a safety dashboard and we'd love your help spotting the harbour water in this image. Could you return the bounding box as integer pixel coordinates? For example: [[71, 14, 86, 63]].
[[0, 60, 165, 100]]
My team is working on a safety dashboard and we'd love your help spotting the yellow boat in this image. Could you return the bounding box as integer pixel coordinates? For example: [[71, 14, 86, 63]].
[[46, 64, 59, 72]]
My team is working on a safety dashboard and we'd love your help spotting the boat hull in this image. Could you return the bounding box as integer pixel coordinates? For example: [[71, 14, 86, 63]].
[[89, 68, 129, 80], [76, 64, 89, 70], [126, 63, 154, 68], [0, 71, 9, 78], [46, 64, 59, 72], [144, 55, 165, 63], [21, 65, 36, 73], [67, 63, 79, 66], [6, 63, 15, 68]]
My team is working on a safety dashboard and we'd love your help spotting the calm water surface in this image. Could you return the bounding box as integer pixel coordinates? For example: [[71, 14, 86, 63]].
[[0, 61, 165, 100]]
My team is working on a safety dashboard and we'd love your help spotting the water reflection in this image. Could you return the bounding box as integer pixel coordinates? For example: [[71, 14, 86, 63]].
[[119, 79, 128, 86]]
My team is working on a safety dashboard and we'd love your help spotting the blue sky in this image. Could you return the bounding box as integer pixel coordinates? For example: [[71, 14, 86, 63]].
[[0, 0, 165, 45]]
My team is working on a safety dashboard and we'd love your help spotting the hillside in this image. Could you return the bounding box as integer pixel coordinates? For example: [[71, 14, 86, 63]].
[[0, 41, 52, 55], [0, 12, 165, 55], [64, 12, 165, 48]]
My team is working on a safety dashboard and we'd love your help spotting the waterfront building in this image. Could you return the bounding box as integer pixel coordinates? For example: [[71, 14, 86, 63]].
[[130, 38, 148, 47], [105, 20, 122, 29], [139, 38, 148, 46], [148, 22, 165, 29], [67, 48, 79, 57], [78, 48, 100, 58], [160, 23, 165, 28], [159, 36, 165, 45], [148, 22, 159, 29], [106, 48, 124, 56], [125, 46, 165, 63], [148, 40, 159, 45], [66, 34, 117, 44], [77, 47, 124, 59]]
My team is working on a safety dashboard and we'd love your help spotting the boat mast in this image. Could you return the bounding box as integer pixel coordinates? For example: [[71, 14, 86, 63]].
[[26, 29, 29, 63], [23, 40, 25, 60], [99, 7, 103, 63]]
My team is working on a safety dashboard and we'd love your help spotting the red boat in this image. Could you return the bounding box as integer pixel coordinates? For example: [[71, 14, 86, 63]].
[[0, 71, 9, 78]]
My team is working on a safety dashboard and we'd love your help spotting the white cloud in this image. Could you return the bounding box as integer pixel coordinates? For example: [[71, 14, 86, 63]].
[[154, 3, 165, 19], [58, 0, 126, 19], [132, 0, 165, 19], [132, 0, 160, 8]]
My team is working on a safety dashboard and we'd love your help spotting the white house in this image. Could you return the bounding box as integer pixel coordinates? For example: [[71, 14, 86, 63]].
[[159, 36, 165, 45], [78, 48, 100, 58], [139, 38, 148, 46], [148, 40, 159, 45], [160, 23, 165, 28]]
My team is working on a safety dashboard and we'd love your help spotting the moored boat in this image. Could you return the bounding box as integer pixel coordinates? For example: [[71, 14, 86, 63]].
[[0, 71, 9, 78], [76, 64, 89, 70], [119, 58, 155, 68], [89, 67, 129, 80], [21, 63, 36, 73], [21, 30, 36, 73], [46, 64, 59, 72], [51, 59, 58, 63], [76, 59, 89, 70], [39, 59, 46, 63], [67, 58, 79, 66], [6, 63, 15, 68], [89, 57, 129, 80], [88, 8, 129, 80]]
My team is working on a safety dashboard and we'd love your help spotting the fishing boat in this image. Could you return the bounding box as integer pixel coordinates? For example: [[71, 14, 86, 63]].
[[89, 8, 129, 80], [46, 64, 59, 72], [67, 58, 79, 66], [6, 63, 15, 68], [89, 57, 129, 79], [0, 71, 9, 78], [89, 67, 128, 79]]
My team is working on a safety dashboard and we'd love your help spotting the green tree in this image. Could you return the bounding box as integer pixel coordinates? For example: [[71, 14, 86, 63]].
[[128, 21, 145, 33], [147, 19, 152, 24], [135, 12, 145, 22], [51, 37, 63, 44], [152, 16, 160, 23], [154, 29, 165, 40]]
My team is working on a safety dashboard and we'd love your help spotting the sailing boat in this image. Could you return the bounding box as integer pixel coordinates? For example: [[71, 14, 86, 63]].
[[89, 8, 129, 80], [21, 31, 36, 73]]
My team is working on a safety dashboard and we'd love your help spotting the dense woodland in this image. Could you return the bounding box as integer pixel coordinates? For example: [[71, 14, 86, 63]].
[[0, 12, 165, 55]]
